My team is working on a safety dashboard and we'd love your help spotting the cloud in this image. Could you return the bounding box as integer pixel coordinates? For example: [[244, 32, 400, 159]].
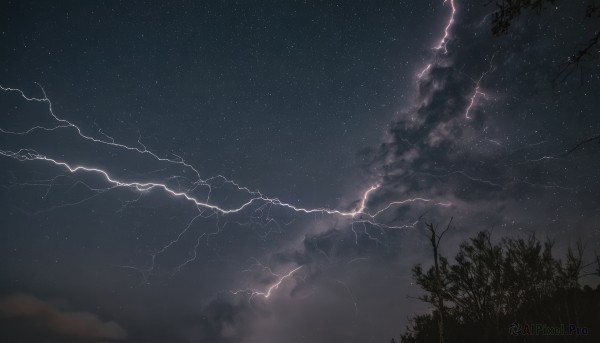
[[0, 293, 127, 342]]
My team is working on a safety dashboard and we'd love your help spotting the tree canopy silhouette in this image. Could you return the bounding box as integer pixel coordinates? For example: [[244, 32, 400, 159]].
[[400, 229, 600, 342]]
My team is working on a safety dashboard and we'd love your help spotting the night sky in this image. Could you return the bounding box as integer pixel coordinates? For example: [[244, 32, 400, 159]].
[[1, 1, 599, 342]]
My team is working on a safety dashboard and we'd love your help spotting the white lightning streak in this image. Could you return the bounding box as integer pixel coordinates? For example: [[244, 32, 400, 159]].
[[232, 265, 303, 299], [415, 1, 456, 79], [464, 55, 496, 119], [1, 82, 456, 297], [417, 63, 432, 80], [464, 87, 487, 119], [433, 0, 456, 54], [0, 85, 451, 222]]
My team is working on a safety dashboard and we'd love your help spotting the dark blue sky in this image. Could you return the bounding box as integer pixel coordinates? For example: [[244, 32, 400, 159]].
[[1, 1, 599, 342]]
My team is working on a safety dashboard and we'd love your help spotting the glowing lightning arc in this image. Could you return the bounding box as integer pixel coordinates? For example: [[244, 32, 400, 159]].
[[232, 265, 304, 299], [415, 0, 456, 80], [417, 63, 432, 80], [433, 0, 456, 54], [0, 84, 451, 224], [464, 54, 495, 119], [465, 87, 487, 119]]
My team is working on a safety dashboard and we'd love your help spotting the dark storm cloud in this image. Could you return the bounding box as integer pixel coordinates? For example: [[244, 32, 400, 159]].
[[178, 296, 259, 343], [0, 293, 127, 342], [362, 0, 600, 240]]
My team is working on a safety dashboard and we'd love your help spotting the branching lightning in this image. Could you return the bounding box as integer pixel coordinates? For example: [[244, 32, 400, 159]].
[[415, 1, 497, 122], [0, 0, 475, 301], [0, 85, 449, 219], [0, 84, 453, 297]]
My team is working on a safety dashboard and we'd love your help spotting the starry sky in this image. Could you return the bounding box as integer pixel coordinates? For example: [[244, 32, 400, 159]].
[[1, 1, 599, 342]]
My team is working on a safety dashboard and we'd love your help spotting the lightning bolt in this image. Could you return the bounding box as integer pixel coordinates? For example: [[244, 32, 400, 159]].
[[464, 88, 486, 119], [417, 63, 432, 80], [0, 84, 453, 291], [433, 0, 456, 54], [464, 54, 496, 119], [415, 0, 456, 80], [231, 265, 303, 299], [415, 1, 497, 122], [1, 85, 449, 219]]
